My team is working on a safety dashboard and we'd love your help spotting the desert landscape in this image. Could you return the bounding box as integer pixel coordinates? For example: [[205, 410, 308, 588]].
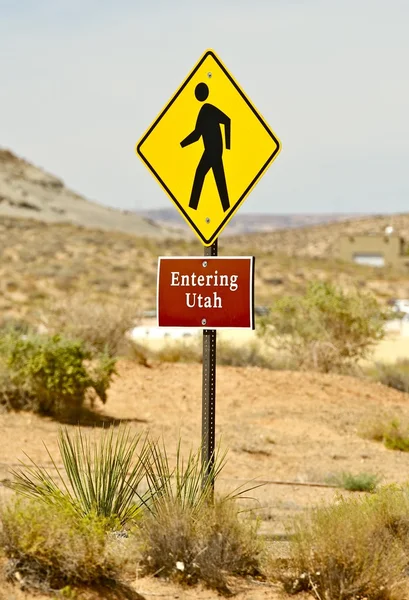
[[2, 150, 409, 599], [2, 150, 409, 327]]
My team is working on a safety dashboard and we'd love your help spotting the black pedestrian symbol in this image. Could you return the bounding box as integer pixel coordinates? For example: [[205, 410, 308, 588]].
[[181, 82, 231, 212]]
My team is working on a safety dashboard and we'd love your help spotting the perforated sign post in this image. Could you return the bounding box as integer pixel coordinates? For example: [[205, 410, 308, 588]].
[[135, 49, 281, 491]]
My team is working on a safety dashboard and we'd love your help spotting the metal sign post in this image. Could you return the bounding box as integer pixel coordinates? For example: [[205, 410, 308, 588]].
[[135, 48, 281, 495], [202, 239, 218, 490]]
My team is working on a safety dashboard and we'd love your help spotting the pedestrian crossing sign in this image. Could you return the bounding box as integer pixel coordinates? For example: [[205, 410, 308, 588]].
[[136, 49, 281, 246]]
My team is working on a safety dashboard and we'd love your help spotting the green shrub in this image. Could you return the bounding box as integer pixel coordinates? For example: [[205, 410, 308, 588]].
[[275, 486, 409, 599], [138, 499, 263, 592], [326, 471, 380, 492], [0, 498, 126, 593], [258, 282, 387, 373], [9, 426, 150, 528], [0, 331, 116, 416]]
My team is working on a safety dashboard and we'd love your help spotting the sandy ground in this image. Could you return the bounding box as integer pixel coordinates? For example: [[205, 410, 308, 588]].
[[1, 360, 409, 598], [0, 362, 409, 600]]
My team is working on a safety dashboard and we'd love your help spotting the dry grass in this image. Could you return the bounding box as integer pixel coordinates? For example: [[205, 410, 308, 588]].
[[360, 416, 409, 452], [372, 360, 409, 394], [0, 216, 406, 326], [0, 498, 130, 593], [128, 337, 291, 370], [150, 339, 203, 364], [43, 293, 138, 357], [138, 499, 264, 593], [273, 486, 409, 599]]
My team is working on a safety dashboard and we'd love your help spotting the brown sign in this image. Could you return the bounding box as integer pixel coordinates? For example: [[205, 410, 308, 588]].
[[157, 256, 254, 329]]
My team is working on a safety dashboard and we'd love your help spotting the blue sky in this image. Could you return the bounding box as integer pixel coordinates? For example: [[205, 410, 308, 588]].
[[1, 0, 408, 214]]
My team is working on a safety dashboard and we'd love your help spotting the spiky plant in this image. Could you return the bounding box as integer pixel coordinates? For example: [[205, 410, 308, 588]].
[[142, 440, 260, 519], [9, 426, 150, 528]]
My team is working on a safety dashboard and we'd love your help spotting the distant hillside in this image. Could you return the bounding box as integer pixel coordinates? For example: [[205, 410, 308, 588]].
[[0, 149, 177, 237], [136, 207, 367, 235], [228, 214, 409, 258], [1, 215, 408, 325]]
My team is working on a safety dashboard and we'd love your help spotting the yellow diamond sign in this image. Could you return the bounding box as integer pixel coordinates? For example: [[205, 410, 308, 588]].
[[136, 49, 281, 246]]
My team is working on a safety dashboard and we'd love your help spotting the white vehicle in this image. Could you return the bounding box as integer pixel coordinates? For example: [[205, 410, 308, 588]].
[[129, 326, 199, 340], [392, 300, 409, 315]]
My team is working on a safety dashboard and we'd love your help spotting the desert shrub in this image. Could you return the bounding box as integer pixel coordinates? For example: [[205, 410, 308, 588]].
[[127, 341, 152, 367], [128, 338, 202, 367], [138, 499, 263, 592], [0, 331, 116, 416], [258, 281, 387, 373], [131, 337, 291, 370], [217, 339, 272, 369], [383, 420, 409, 452], [43, 294, 137, 356], [0, 317, 30, 334], [326, 471, 380, 492], [360, 417, 409, 452], [0, 498, 125, 593], [275, 487, 409, 599], [9, 426, 150, 528], [154, 339, 202, 364], [0, 367, 34, 412], [373, 360, 409, 394]]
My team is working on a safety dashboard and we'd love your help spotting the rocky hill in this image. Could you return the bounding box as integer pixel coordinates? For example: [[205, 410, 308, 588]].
[[0, 149, 176, 237], [136, 207, 366, 236]]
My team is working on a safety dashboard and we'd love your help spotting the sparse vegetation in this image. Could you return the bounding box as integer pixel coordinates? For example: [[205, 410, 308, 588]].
[[147, 338, 202, 364], [9, 426, 150, 527], [2, 428, 265, 595], [129, 337, 292, 370], [258, 281, 388, 373], [326, 471, 380, 492], [0, 330, 116, 416], [0, 215, 406, 326], [360, 416, 409, 452], [0, 498, 128, 593], [217, 339, 277, 369], [140, 439, 254, 520], [43, 294, 138, 357], [372, 359, 409, 394], [275, 486, 409, 599], [138, 499, 263, 592]]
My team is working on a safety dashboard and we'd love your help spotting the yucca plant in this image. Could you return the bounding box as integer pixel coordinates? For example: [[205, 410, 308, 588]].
[[142, 439, 259, 519], [9, 426, 151, 528]]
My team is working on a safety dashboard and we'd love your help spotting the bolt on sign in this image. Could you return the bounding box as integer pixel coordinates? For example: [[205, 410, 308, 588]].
[[136, 49, 281, 246], [157, 257, 255, 329]]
